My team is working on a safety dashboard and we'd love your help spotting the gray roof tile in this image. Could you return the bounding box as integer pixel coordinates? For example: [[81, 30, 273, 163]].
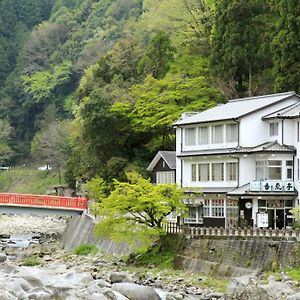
[[175, 92, 298, 126]]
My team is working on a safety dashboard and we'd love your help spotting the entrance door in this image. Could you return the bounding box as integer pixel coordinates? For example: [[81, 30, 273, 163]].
[[275, 209, 284, 229], [268, 209, 285, 229]]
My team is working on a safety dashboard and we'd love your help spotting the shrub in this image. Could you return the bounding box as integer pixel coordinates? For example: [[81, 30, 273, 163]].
[[74, 244, 98, 255], [23, 255, 41, 266]]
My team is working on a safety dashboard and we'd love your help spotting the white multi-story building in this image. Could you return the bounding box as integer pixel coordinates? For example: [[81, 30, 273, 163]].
[[175, 92, 300, 229]]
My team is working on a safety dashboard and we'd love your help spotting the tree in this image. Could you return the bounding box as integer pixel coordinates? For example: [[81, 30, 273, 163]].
[[93, 172, 185, 250], [31, 109, 71, 184], [210, 0, 266, 97], [138, 31, 175, 79], [271, 1, 300, 94], [0, 119, 14, 165]]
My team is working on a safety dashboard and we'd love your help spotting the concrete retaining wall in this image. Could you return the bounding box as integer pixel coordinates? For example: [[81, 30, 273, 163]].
[[60, 213, 135, 256], [173, 236, 300, 277]]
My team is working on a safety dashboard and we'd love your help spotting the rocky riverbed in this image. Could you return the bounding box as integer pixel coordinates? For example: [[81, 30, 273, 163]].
[[1, 215, 300, 299]]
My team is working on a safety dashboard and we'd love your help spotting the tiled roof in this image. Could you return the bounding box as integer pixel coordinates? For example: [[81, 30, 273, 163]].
[[263, 102, 300, 119], [227, 183, 296, 196], [177, 141, 295, 157], [235, 141, 296, 154], [175, 92, 298, 126], [147, 151, 176, 171]]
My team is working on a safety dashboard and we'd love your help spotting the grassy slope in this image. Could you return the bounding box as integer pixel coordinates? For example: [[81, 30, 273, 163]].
[[0, 167, 62, 194]]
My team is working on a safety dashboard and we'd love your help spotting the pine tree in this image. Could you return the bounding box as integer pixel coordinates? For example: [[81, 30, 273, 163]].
[[210, 0, 265, 97], [271, 1, 300, 94]]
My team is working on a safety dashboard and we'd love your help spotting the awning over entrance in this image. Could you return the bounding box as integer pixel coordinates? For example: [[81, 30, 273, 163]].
[[227, 183, 297, 198]]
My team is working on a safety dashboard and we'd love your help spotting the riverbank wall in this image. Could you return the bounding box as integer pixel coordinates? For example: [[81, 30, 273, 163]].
[[60, 213, 135, 256], [173, 235, 300, 277]]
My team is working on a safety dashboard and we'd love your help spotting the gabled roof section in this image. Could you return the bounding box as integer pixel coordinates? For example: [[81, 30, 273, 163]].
[[263, 102, 300, 119], [147, 151, 176, 171], [175, 92, 298, 126], [235, 141, 296, 154]]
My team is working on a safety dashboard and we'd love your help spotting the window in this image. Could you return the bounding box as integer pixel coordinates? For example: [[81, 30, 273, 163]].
[[198, 163, 210, 181], [186, 127, 196, 145], [191, 164, 197, 181], [203, 199, 210, 217], [256, 160, 282, 180], [269, 122, 279, 136], [212, 125, 223, 143], [226, 123, 238, 143], [211, 163, 224, 181], [198, 126, 209, 144], [211, 199, 224, 217], [226, 162, 237, 181], [286, 160, 293, 180], [256, 161, 268, 180], [268, 160, 282, 180], [156, 171, 175, 184]]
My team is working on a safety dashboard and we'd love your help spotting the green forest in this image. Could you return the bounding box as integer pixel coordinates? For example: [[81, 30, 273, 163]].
[[0, 0, 299, 189]]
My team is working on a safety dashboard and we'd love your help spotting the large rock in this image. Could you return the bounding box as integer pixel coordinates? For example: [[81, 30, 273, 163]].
[[0, 253, 7, 262], [110, 272, 134, 284], [226, 275, 271, 300], [112, 283, 161, 300]]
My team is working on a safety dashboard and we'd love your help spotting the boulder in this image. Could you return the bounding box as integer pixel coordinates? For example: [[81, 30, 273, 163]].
[[0, 253, 7, 262], [112, 283, 160, 300], [287, 292, 300, 300], [104, 290, 130, 300], [110, 272, 134, 284], [166, 292, 184, 300]]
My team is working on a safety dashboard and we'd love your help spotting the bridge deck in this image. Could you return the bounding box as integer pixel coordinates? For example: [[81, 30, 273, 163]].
[[0, 193, 88, 211]]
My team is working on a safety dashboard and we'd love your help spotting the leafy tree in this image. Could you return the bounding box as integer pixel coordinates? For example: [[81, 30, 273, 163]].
[[93, 172, 185, 250], [31, 108, 71, 184], [138, 31, 175, 79], [271, 1, 300, 94], [0, 119, 14, 165]]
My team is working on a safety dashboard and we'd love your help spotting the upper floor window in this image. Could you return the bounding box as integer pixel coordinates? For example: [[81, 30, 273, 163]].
[[226, 123, 238, 143], [184, 123, 239, 146], [186, 128, 196, 145], [198, 163, 210, 181], [211, 163, 224, 181], [212, 125, 223, 144], [198, 126, 209, 144], [286, 160, 293, 180], [269, 122, 279, 136], [226, 162, 237, 181], [256, 160, 282, 180]]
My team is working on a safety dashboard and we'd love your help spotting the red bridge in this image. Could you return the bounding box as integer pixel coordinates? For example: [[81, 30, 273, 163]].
[[0, 193, 88, 215]]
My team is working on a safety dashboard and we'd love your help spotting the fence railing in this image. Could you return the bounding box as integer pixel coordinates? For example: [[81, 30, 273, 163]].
[[0, 193, 88, 210], [165, 222, 300, 239]]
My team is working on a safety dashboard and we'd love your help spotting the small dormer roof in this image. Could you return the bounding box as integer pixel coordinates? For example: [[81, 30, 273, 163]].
[[175, 92, 298, 126], [147, 151, 176, 171], [263, 102, 300, 119]]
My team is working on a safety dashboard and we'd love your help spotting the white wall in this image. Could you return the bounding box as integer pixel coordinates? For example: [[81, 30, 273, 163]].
[[239, 97, 298, 147]]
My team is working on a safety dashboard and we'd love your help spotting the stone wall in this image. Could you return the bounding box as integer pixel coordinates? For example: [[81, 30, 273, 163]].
[[60, 213, 135, 256], [173, 235, 300, 277]]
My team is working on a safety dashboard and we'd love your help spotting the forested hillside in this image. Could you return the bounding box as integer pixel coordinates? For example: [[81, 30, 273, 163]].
[[0, 0, 299, 189]]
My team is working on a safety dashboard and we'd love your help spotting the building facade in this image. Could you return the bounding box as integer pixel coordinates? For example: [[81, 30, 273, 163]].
[[175, 92, 300, 229]]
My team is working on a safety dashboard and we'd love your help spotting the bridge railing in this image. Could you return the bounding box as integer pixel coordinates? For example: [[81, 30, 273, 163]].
[[0, 193, 88, 210]]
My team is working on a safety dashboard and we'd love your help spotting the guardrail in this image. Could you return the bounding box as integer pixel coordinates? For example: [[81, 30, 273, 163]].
[[165, 223, 300, 239], [0, 193, 88, 210]]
